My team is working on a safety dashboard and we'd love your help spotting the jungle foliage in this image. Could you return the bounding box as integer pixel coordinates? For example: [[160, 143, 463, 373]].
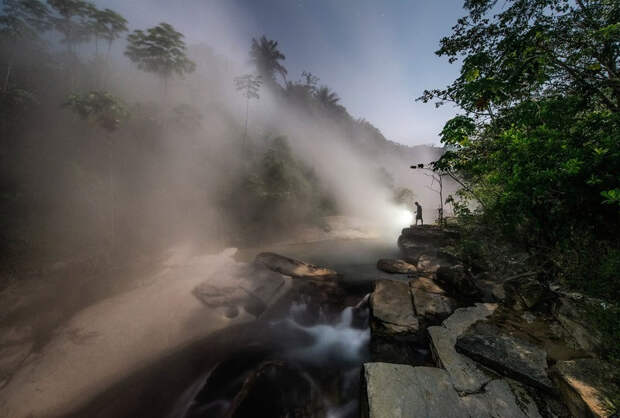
[[423, 0, 619, 300]]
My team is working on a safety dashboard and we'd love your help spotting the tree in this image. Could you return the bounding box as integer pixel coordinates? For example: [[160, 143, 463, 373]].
[[234, 73, 262, 150], [419, 0, 620, 299], [63, 90, 128, 248], [47, 0, 94, 54], [315, 85, 340, 108], [1, 0, 51, 91], [88, 7, 126, 87], [125, 22, 196, 96], [89, 7, 126, 56], [249, 35, 287, 85]]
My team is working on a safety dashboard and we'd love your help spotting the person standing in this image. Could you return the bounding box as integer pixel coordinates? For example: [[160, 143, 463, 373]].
[[414, 201, 423, 226]]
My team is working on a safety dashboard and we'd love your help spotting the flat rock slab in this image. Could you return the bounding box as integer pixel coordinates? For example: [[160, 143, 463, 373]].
[[413, 290, 456, 324], [427, 303, 498, 394], [370, 280, 419, 338], [428, 326, 493, 394], [551, 358, 619, 417], [362, 363, 465, 418], [254, 252, 340, 280], [376, 259, 417, 274], [443, 303, 498, 336], [456, 322, 553, 391], [461, 378, 542, 418]]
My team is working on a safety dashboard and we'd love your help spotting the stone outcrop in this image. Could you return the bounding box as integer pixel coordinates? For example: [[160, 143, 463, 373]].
[[428, 303, 497, 394], [254, 252, 340, 280], [194, 264, 288, 317], [397, 226, 459, 259], [413, 290, 456, 324], [461, 378, 542, 418], [369, 280, 419, 338], [376, 259, 417, 274], [456, 322, 553, 391], [361, 363, 465, 418], [551, 358, 619, 418]]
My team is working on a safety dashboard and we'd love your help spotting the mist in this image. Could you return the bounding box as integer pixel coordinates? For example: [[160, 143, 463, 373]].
[[0, 1, 457, 417]]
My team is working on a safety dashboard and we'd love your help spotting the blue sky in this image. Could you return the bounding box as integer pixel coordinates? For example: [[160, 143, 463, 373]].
[[97, 0, 468, 146]]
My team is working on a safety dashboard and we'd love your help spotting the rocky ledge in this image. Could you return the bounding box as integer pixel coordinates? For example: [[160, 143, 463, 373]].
[[362, 225, 617, 418]]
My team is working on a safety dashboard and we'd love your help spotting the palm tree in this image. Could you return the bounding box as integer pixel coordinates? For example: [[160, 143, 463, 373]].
[[315, 85, 340, 107], [249, 35, 287, 85]]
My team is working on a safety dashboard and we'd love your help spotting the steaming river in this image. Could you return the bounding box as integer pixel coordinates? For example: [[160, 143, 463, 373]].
[[1, 236, 403, 418]]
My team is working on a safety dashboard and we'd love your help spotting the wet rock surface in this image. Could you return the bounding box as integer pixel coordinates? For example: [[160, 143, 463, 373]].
[[376, 259, 417, 274], [412, 290, 456, 324], [369, 280, 419, 339], [254, 252, 340, 280], [456, 322, 554, 391], [551, 358, 619, 417], [461, 378, 542, 418], [362, 363, 465, 418]]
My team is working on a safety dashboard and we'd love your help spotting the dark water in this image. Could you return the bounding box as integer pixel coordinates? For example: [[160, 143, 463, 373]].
[[170, 238, 402, 418]]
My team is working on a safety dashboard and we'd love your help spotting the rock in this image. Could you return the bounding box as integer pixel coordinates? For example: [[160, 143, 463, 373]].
[[552, 294, 604, 354], [361, 363, 465, 418], [436, 264, 480, 298], [193, 283, 267, 317], [369, 280, 420, 339], [427, 303, 498, 394], [428, 326, 493, 394], [442, 303, 498, 337], [471, 272, 505, 302], [413, 290, 456, 324], [504, 276, 549, 310], [551, 358, 619, 417], [461, 378, 542, 418], [410, 276, 446, 294], [376, 259, 417, 274], [193, 264, 288, 317], [456, 322, 554, 391], [417, 254, 441, 273], [254, 252, 340, 280], [227, 361, 325, 418]]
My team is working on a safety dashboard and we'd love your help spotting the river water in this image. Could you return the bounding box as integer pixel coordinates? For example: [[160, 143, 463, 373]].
[[170, 238, 402, 418]]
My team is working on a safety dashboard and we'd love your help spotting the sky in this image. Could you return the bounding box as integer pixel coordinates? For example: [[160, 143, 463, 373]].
[[97, 0, 468, 146]]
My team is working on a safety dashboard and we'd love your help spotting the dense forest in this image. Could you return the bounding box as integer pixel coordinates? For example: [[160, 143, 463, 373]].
[[422, 0, 619, 362], [0, 0, 443, 277]]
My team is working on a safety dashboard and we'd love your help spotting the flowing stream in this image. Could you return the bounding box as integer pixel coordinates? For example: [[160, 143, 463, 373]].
[[168, 238, 400, 418]]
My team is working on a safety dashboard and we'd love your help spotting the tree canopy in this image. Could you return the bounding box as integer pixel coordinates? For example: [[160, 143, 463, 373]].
[[250, 35, 287, 84], [125, 22, 196, 85]]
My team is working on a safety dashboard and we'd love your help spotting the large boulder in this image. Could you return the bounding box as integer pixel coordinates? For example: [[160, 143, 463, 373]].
[[412, 290, 456, 325], [254, 252, 340, 280], [193, 264, 288, 317], [376, 259, 417, 274], [369, 280, 420, 339], [428, 303, 498, 394], [456, 322, 554, 391], [361, 363, 465, 418], [551, 358, 619, 418]]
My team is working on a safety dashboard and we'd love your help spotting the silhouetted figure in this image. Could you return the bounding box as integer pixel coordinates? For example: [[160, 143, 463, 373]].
[[415, 201, 423, 226]]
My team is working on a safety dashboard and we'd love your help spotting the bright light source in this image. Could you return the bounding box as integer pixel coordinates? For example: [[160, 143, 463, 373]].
[[396, 208, 413, 226]]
